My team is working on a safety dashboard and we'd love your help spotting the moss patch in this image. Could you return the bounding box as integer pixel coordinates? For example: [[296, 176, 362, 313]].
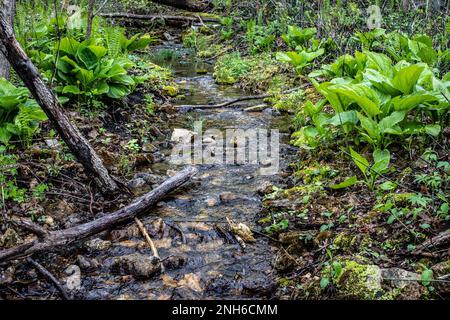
[[334, 259, 383, 299]]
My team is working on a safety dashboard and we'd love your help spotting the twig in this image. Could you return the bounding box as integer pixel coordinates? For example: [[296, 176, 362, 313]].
[[27, 258, 70, 300], [250, 228, 281, 243], [134, 217, 164, 272]]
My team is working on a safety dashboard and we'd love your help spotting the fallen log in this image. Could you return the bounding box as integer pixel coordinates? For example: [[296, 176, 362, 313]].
[[0, 14, 118, 194], [150, 0, 211, 11], [99, 12, 220, 24], [175, 87, 305, 110], [0, 166, 198, 264], [413, 229, 450, 254]]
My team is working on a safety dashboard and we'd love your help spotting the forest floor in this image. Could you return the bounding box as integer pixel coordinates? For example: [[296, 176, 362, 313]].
[[0, 4, 449, 300]]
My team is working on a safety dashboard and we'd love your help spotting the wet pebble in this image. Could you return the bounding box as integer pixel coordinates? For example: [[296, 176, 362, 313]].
[[77, 255, 97, 270], [45, 139, 61, 149], [262, 108, 281, 116], [219, 192, 239, 202], [256, 181, 273, 195], [162, 255, 187, 270], [205, 197, 218, 207], [110, 253, 161, 278], [127, 178, 146, 189], [242, 276, 277, 297], [84, 238, 112, 251], [133, 172, 164, 185]]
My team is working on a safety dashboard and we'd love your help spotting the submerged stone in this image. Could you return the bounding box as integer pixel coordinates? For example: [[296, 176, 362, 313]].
[[127, 178, 146, 189], [110, 253, 161, 278], [84, 238, 112, 251]]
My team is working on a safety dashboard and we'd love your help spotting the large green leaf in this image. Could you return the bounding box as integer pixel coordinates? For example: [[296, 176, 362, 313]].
[[106, 64, 127, 77], [77, 45, 100, 70], [379, 111, 406, 133], [107, 85, 130, 99], [92, 81, 110, 95], [392, 64, 424, 94], [62, 85, 82, 95], [0, 126, 12, 144], [357, 112, 381, 142], [111, 74, 135, 86], [372, 149, 390, 174], [76, 69, 94, 87], [364, 50, 393, 76], [331, 84, 381, 117], [364, 69, 400, 96], [87, 45, 107, 59], [58, 37, 80, 56], [408, 39, 437, 66], [391, 92, 438, 112], [330, 176, 358, 189], [328, 110, 358, 126], [349, 147, 370, 175], [126, 34, 156, 52]]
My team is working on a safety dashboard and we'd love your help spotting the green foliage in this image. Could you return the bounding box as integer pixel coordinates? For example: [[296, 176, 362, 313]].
[[245, 20, 276, 54], [182, 28, 212, 53], [49, 28, 154, 105], [281, 26, 317, 50], [276, 49, 324, 74], [220, 17, 234, 40], [17, 7, 156, 108], [0, 146, 26, 207], [420, 268, 433, 286], [349, 147, 391, 190], [213, 52, 251, 84], [276, 25, 332, 74], [265, 218, 289, 235], [353, 28, 386, 50], [296, 50, 450, 150], [0, 79, 47, 145], [383, 32, 439, 68], [52, 36, 139, 102]]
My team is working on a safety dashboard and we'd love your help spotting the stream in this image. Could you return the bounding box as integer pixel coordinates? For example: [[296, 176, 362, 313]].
[[70, 44, 295, 299]]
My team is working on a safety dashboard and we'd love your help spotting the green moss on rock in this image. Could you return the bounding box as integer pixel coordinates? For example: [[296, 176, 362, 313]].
[[334, 259, 383, 299]]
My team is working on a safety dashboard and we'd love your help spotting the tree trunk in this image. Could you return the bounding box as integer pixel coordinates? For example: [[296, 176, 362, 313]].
[[85, 0, 95, 39], [150, 0, 211, 11], [401, 0, 410, 11], [0, 0, 15, 79], [0, 14, 119, 194]]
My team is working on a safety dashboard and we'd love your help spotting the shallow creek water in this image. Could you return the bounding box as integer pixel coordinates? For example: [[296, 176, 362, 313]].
[[78, 44, 296, 299]]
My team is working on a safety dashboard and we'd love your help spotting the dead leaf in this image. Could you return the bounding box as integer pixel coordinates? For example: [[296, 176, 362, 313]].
[[227, 217, 256, 242], [178, 273, 202, 292], [161, 274, 178, 287]]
